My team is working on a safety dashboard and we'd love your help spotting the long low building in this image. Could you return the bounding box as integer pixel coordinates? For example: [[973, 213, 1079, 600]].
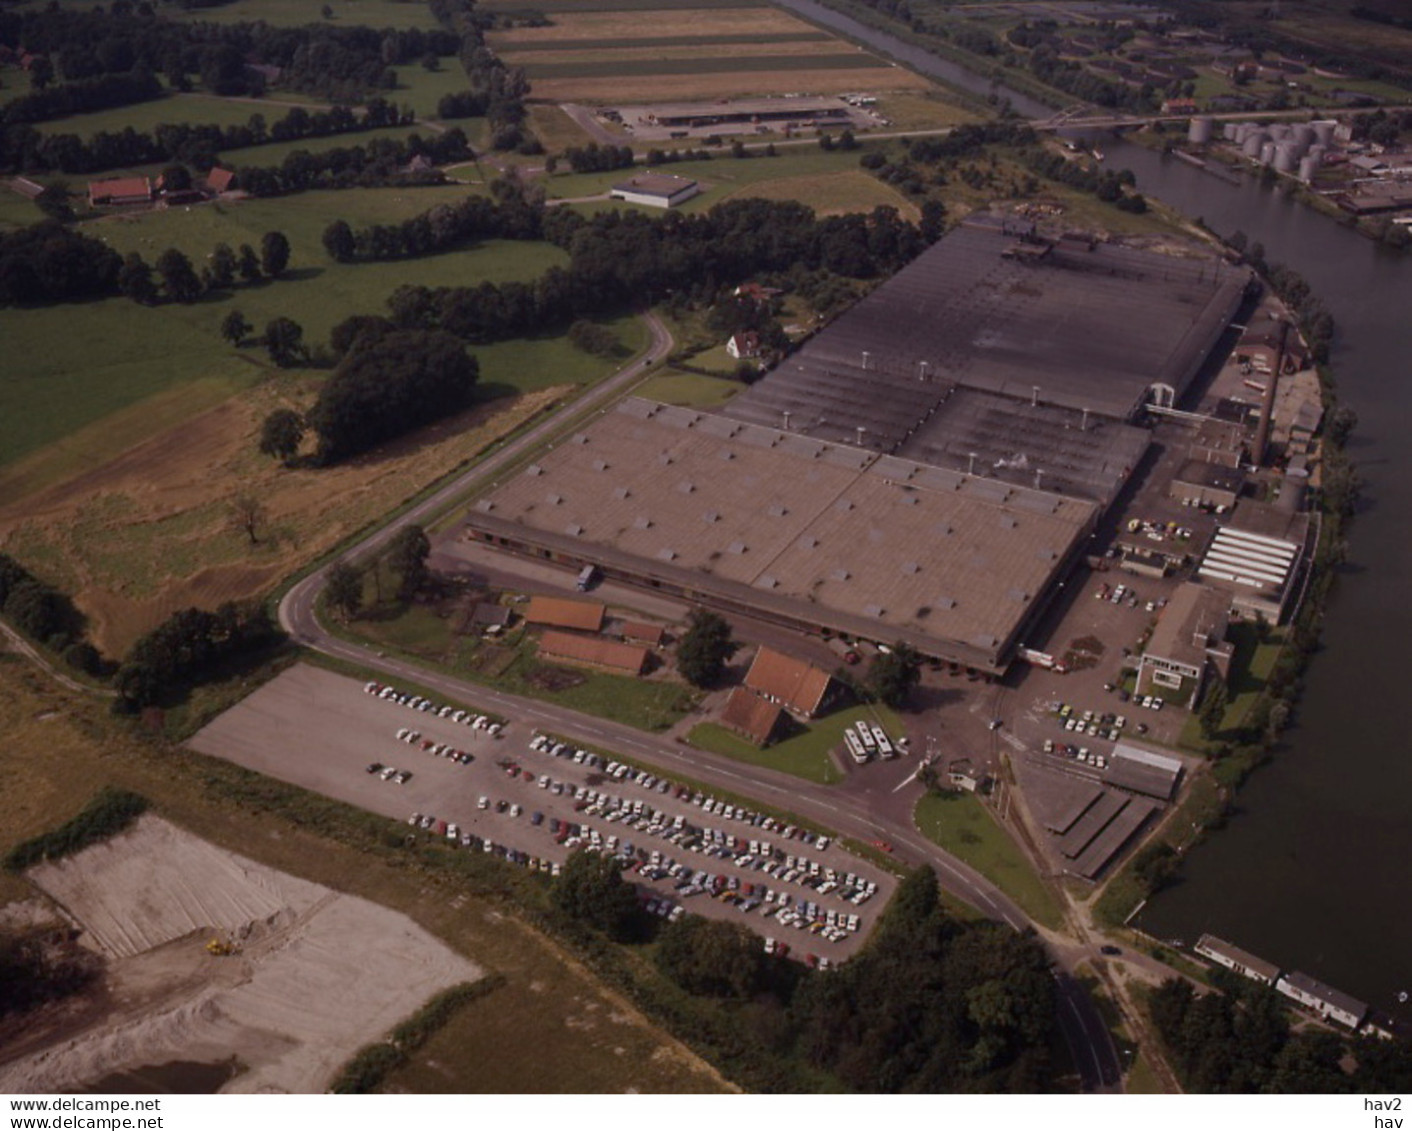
[[1276, 971, 1368, 1030], [538, 630, 649, 676], [1195, 934, 1281, 985], [466, 398, 1098, 673]]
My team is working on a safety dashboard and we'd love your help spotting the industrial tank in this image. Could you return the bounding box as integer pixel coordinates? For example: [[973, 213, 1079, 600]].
[[1274, 144, 1298, 173], [1242, 130, 1269, 158], [1259, 140, 1277, 165], [1312, 119, 1337, 145], [1298, 154, 1319, 182], [1188, 116, 1214, 144]]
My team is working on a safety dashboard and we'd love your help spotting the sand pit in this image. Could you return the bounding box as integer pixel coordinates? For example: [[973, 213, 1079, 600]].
[[0, 816, 483, 1094]]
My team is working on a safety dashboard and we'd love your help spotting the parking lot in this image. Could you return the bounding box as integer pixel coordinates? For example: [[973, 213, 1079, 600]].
[[190, 664, 895, 963]]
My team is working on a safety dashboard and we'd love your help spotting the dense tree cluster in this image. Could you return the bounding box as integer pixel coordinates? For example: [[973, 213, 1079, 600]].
[[562, 142, 634, 174], [0, 70, 164, 129], [791, 867, 1057, 1090], [0, 553, 87, 655], [654, 918, 767, 999], [306, 328, 479, 463], [867, 642, 921, 707], [1, 98, 410, 178], [232, 129, 470, 197], [1017, 149, 1148, 212], [381, 198, 925, 344], [0, 222, 121, 307], [1148, 977, 1412, 1092], [0, 928, 100, 1018], [552, 848, 640, 941], [428, 0, 530, 150], [675, 609, 737, 688], [114, 600, 283, 711]]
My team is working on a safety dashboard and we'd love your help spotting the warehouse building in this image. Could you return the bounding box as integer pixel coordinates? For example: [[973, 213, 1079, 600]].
[[1103, 743, 1185, 802], [744, 646, 836, 719], [608, 173, 700, 209], [1197, 500, 1311, 622], [719, 687, 789, 747], [466, 398, 1098, 674], [538, 630, 649, 676], [525, 596, 605, 633]]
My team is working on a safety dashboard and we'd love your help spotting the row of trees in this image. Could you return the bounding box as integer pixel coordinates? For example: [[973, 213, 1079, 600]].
[[320, 186, 541, 264], [0, 552, 97, 673], [0, 97, 412, 178], [0, 69, 163, 128], [561, 142, 635, 174], [119, 231, 290, 306], [1017, 148, 1148, 213], [231, 129, 470, 198], [428, 0, 531, 151]]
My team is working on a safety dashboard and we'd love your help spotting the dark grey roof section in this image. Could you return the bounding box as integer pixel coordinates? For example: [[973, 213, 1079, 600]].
[[1104, 743, 1184, 801], [1071, 798, 1160, 879], [1057, 791, 1128, 859], [1278, 971, 1368, 1023], [724, 218, 1249, 440]]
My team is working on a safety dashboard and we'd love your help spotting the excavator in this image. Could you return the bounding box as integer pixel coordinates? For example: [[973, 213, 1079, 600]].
[[205, 934, 241, 957]]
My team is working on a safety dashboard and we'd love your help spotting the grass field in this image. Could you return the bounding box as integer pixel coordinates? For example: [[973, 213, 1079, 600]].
[[0, 662, 728, 1092], [389, 63, 473, 119], [168, 0, 447, 28], [720, 169, 920, 219], [687, 702, 903, 785], [490, 7, 820, 44], [525, 104, 596, 154], [914, 790, 1066, 931], [633, 372, 742, 407], [514, 39, 864, 66], [522, 53, 885, 81], [33, 93, 328, 140]]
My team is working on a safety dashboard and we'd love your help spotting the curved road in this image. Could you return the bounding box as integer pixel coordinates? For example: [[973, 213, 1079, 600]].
[[276, 315, 1123, 1091]]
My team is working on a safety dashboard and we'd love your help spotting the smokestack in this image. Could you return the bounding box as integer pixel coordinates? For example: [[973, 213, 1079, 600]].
[[1080, 408, 1089, 433], [1034, 469, 1044, 490], [782, 410, 791, 431], [968, 452, 977, 476], [1252, 319, 1290, 467], [861, 350, 870, 371], [856, 426, 867, 447], [1032, 385, 1040, 408], [918, 360, 929, 382]]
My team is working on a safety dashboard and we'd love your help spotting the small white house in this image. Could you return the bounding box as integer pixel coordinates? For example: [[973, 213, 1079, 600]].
[[1275, 970, 1367, 1029], [726, 331, 761, 360], [609, 173, 701, 209]]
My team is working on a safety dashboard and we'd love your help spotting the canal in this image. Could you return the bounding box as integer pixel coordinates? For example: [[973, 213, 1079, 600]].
[[776, 0, 1412, 1019]]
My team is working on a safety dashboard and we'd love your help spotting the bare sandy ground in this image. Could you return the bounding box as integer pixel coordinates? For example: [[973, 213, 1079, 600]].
[[0, 816, 482, 1094]]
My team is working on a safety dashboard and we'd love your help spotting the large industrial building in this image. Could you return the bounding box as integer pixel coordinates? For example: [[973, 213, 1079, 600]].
[[463, 218, 1253, 673]]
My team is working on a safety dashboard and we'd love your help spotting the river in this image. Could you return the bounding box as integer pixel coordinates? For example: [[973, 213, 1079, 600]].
[[777, 1, 1412, 1020]]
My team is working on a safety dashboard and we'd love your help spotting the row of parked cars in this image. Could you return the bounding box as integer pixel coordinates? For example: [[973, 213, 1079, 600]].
[[1056, 703, 1128, 742], [364, 681, 504, 736], [395, 727, 476, 765], [365, 762, 412, 784], [1042, 742, 1109, 770], [407, 809, 563, 875]]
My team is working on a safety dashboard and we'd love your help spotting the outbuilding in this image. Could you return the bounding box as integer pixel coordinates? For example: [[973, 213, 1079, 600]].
[[609, 173, 701, 209]]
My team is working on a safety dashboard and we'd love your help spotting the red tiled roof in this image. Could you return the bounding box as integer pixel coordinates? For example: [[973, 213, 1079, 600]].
[[744, 646, 833, 716], [205, 166, 235, 193], [720, 687, 786, 746], [88, 176, 152, 202], [525, 596, 605, 632], [539, 630, 648, 675], [619, 620, 665, 646]]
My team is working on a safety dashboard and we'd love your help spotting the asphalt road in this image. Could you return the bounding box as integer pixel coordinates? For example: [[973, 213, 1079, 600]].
[[275, 313, 1124, 1091]]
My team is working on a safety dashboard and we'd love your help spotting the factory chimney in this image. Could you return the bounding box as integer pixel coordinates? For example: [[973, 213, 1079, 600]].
[[1252, 319, 1291, 467]]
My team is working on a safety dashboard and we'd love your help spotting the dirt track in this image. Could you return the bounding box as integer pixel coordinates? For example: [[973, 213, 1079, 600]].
[[0, 816, 482, 1094]]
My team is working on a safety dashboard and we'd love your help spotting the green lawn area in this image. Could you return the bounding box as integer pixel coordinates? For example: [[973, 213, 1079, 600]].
[[168, 0, 445, 28], [543, 143, 892, 212], [33, 93, 327, 140], [687, 703, 903, 786], [634, 371, 742, 408], [914, 790, 1066, 931], [223, 124, 429, 168], [0, 190, 44, 232], [0, 191, 600, 473], [1179, 622, 1286, 749], [348, 604, 698, 732], [390, 63, 473, 119]]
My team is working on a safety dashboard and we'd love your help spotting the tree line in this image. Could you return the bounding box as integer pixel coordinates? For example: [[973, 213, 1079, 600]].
[[0, 3, 461, 105], [0, 551, 98, 673], [0, 70, 164, 129], [368, 195, 925, 344], [428, 0, 531, 151], [551, 856, 1061, 1090], [0, 221, 291, 309], [230, 128, 470, 198], [1, 97, 411, 178], [1148, 975, 1412, 1092], [320, 186, 541, 263]]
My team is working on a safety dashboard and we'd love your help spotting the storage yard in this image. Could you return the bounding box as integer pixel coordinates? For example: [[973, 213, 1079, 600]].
[[189, 665, 896, 962]]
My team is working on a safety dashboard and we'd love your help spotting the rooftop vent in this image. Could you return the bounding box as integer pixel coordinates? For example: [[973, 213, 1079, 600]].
[[834, 499, 854, 513], [1007, 587, 1030, 603], [863, 603, 884, 618], [475, 499, 495, 513], [999, 514, 1018, 529], [936, 596, 957, 609], [902, 562, 920, 575], [703, 510, 720, 524], [658, 453, 674, 466], [831, 568, 851, 582], [546, 493, 563, 505], [566, 523, 583, 536], [633, 515, 652, 530], [767, 503, 787, 518], [727, 541, 747, 555], [757, 575, 779, 590], [719, 449, 735, 462], [526, 464, 543, 477], [613, 486, 630, 500], [799, 536, 818, 550], [571, 433, 588, 445], [592, 458, 609, 472], [677, 481, 695, 495], [657, 548, 677, 562]]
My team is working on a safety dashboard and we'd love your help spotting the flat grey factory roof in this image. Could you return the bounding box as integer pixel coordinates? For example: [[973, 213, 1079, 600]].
[[470, 399, 1097, 668], [628, 96, 850, 118], [726, 218, 1250, 428]]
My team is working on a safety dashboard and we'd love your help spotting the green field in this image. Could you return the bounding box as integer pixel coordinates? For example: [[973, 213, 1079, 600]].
[[488, 0, 760, 8], [223, 124, 430, 168], [914, 790, 1066, 931], [504, 32, 833, 51], [687, 703, 904, 786], [33, 93, 327, 140], [523, 53, 884, 79], [169, 0, 446, 28], [633, 372, 742, 408], [389, 63, 474, 119], [0, 191, 572, 469]]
